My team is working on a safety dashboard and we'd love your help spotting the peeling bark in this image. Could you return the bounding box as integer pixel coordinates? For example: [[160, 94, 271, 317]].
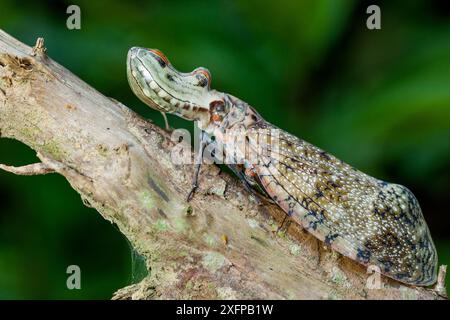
[[0, 29, 446, 300]]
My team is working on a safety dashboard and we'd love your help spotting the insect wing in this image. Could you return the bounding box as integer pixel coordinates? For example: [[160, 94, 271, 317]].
[[247, 123, 437, 286]]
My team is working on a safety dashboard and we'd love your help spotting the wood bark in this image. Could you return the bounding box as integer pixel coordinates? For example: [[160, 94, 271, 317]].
[[0, 29, 446, 300]]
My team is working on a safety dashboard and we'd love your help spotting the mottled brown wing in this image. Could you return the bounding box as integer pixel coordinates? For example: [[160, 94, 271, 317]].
[[248, 122, 437, 286]]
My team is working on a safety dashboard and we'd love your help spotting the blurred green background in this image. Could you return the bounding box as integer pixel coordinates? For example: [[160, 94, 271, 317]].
[[0, 0, 449, 299]]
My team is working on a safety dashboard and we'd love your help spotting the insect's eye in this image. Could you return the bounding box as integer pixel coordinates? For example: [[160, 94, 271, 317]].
[[209, 100, 225, 112], [147, 48, 170, 67], [193, 67, 211, 88]]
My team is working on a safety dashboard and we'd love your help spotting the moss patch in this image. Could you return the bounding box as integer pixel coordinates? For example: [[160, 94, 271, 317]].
[[139, 190, 154, 210], [202, 252, 226, 273], [203, 234, 216, 247], [42, 140, 66, 161], [330, 266, 349, 287], [289, 244, 302, 256], [173, 216, 188, 233], [153, 219, 169, 232]]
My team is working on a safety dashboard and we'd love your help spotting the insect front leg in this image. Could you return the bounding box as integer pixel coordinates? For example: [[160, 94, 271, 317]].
[[160, 112, 172, 131], [186, 130, 208, 201]]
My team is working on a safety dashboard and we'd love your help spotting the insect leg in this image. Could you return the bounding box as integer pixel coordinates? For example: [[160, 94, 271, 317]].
[[160, 112, 171, 131], [228, 164, 262, 205], [276, 214, 291, 234], [228, 164, 277, 206], [186, 131, 207, 201]]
